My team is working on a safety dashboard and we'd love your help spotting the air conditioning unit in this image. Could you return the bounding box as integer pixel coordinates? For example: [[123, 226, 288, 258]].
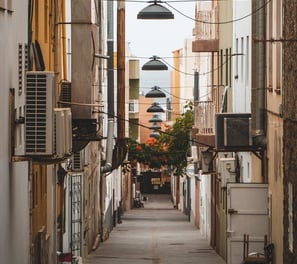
[[63, 108, 72, 154], [25, 71, 55, 155], [54, 109, 66, 157], [218, 157, 236, 187], [215, 113, 252, 151], [54, 108, 72, 157]]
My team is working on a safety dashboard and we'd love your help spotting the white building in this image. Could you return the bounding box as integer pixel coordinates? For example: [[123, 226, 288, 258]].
[[0, 1, 30, 263]]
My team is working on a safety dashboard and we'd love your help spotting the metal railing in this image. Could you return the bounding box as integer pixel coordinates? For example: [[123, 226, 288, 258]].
[[194, 101, 215, 134]]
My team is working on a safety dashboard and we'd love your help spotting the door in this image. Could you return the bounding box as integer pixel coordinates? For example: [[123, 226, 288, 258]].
[[227, 183, 268, 264]]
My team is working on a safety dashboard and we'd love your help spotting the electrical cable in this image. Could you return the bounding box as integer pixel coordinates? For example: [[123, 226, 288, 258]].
[[59, 100, 213, 147], [112, 0, 271, 25]]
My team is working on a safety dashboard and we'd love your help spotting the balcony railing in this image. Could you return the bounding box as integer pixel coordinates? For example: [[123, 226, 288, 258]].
[[194, 101, 215, 134]]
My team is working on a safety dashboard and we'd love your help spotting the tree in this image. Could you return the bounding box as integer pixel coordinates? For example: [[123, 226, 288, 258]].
[[128, 103, 194, 174], [160, 102, 194, 175]]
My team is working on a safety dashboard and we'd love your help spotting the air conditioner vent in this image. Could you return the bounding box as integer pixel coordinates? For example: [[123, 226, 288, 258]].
[[25, 72, 55, 155], [60, 81, 71, 107], [72, 151, 83, 171]]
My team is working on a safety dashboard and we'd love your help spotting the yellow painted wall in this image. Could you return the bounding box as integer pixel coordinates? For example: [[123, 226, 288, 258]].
[[171, 50, 181, 121]]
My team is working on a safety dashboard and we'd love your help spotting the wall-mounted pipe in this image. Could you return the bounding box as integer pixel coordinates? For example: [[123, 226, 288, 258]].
[[251, 0, 266, 147], [101, 0, 114, 174]]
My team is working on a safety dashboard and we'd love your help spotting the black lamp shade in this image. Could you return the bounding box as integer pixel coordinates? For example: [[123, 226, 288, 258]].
[[137, 2, 174, 20], [142, 56, 168, 71], [150, 123, 161, 130], [149, 114, 162, 123], [150, 131, 160, 138], [145, 86, 166, 98], [147, 102, 165, 113]]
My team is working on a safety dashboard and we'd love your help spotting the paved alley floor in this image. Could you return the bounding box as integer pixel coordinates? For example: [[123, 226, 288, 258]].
[[83, 194, 226, 264]]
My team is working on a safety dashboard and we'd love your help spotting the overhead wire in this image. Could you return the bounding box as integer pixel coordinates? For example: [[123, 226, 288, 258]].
[[108, 0, 271, 25], [59, 100, 212, 147]]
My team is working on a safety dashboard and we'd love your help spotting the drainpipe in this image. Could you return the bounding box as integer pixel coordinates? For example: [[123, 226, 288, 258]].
[[101, 0, 114, 174], [251, 0, 266, 147], [100, 0, 115, 242]]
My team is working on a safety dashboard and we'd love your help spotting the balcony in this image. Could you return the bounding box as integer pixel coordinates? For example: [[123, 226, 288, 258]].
[[192, 39, 219, 53], [192, 9, 219, 53], [194, 101, 216, 147]]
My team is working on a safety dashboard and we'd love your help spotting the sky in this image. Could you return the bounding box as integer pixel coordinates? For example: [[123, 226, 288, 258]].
[[125, 0, 196, 61]]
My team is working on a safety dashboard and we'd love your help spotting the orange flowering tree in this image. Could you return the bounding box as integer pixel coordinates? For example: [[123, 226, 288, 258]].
[[128, 103, 194, 174], [127, 137, 168, 169]]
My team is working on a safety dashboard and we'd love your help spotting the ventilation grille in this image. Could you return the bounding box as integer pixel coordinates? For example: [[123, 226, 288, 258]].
[[60, 81, 71, 107], [72, 152, 83, 171], [25, 72, 54, 155]]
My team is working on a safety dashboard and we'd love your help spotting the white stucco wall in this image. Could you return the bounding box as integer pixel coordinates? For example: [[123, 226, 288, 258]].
[[0, 2, 30, 263], [232, 0, 253, 181], [233, 0, 252, 113]]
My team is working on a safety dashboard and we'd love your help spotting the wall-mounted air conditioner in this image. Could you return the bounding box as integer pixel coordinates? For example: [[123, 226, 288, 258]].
[[55, 109, 66, 157], [218, 157, 236, 187], [63, 108, 72, 154], [215, 113, 252, 151], [55, 108, 72, 157], [25, 71, 55, 155]]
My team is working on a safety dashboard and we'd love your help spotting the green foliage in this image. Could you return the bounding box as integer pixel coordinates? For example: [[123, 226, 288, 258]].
[[127, 103, 194, 174]]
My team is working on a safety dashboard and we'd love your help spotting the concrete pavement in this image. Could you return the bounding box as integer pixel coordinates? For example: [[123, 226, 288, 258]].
[[83, 194, 226, 264]]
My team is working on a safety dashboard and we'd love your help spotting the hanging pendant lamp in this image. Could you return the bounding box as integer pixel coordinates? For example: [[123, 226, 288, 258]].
[[145, 86, 166, 98], [149, 123, 161, 130], [147, 102, 165, 113], [142, 56, 168, 71], [137, 0, 174, 20], [150, 131, 161, 138], [149, 114, 163, 123]]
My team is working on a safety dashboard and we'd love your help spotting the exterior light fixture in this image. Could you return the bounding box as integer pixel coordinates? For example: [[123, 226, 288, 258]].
[[145, 86, 166, 98], [147, 102, 165, 113], [137, 0, 174, 20], [150, 123, 161, 130], [150, 131, 160, 138], [142, 56, 168, 71], [149, 114, 163, 123]]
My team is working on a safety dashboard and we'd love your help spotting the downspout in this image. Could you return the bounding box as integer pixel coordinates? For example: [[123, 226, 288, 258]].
[[101, 0, 114, 174], [251, 0, 267, 183], [100, 0, 115, 242], [251, 0, 266, 146]]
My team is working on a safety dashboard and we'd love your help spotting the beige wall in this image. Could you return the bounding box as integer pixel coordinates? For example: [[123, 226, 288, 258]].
[[266, 0, 283, 262], [139, 96, 154, 143]]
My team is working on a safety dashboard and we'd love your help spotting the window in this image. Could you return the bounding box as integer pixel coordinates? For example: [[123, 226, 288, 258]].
[[241, 37, 244, 80], [235, 38, 238, 78], [229, 48, 232, 86], [225, 48, 229, 86], [220, 49, 223, 84], [288, 182, 293, 252], [245, 37, 249, 87], [18, 44, 23, 94]]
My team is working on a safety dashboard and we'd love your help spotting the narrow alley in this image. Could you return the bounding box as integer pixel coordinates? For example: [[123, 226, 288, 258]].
[[83, 194, 225, 264]]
